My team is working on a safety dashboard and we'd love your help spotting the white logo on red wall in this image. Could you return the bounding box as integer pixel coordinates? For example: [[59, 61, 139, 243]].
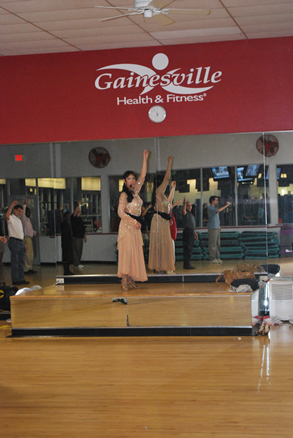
[[95, 53, 222, 106]]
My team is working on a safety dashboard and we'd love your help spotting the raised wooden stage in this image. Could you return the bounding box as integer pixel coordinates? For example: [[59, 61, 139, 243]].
[[10, 272, 261, 337]]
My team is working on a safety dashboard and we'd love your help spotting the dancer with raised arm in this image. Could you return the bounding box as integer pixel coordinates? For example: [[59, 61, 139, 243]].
[[148, 156, 175, 274], [117, 150, 149, 291]]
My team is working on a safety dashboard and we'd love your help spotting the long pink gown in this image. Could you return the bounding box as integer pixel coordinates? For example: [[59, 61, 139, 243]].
[[117, 177, 148, 282], [148, 190, 175, 273]]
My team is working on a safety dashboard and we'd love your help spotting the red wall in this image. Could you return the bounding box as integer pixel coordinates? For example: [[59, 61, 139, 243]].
[[1, 37, 293, 145]]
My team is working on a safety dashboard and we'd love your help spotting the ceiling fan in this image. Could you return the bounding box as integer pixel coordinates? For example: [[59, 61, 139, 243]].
[[95, 0, 211, 26]]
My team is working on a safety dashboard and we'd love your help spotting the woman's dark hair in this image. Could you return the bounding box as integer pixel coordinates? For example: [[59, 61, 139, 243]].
[[122, 171, 136, 203]]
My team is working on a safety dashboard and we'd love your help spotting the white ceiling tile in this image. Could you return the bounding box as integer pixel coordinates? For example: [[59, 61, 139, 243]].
[[0, 0, 292, 56], [64, 33, 155, 46], [36, 17, 134, 31], [227, 3, 293, 17], [223, 0, 293, 6], [74, 40, 160, 51], [0, 0, 102, 13], [247, 29, 293, 39], [51, 25, 146, 39], [0, 38, 71, 50], [156, 0, 223, 8], [127, 8, 229, 27], [236, 12, 293, 26], [159, 33, 246, 45], [0, 31, 57, 43], [14, 8, 109, 23], [241, 21, 293, 33], [0, 13, 25, 24], [136, 17, 236, 32], [151, 26, 242, 40], [0, 46, 79, 56], [0, 23, 40, 35]]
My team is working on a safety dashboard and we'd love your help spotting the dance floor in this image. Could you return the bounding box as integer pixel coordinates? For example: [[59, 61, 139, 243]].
[[1, 259, 293, 437]]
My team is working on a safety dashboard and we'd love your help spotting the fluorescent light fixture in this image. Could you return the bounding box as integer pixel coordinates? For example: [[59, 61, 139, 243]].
[[81, 177, 101, 191]]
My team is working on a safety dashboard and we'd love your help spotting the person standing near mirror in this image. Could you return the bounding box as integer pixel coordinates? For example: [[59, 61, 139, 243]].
[[208, 196, 231, 264], [182, 197, 198, 269], [148, 156, 175, 274], [6, 201, 29, 285], [59, 205, 74, 276], [71, 201, 87, 270], [117, 150, 149, 291], [21, 198, 39, 274]]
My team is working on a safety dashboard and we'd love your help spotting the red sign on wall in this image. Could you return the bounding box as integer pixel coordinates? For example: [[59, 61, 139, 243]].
[[0, 37, 293, 145]]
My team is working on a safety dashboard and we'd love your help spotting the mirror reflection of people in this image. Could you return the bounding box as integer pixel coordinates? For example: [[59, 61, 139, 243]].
[[168, 181, 182, 267], [117, 150, 149, 291], [21, 198, 39, 274], [148, 156, 175, 274], [71, 201, 86, 270], [6, 201, 29, 285], [140, 202, 153, 251], [59, 205, 74, 276], [208, 196, 230, 264], [182, 197, 198, 269]]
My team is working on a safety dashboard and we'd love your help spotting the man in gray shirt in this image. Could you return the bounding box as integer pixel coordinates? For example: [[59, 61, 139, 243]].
[[208, 196, 231, 264]]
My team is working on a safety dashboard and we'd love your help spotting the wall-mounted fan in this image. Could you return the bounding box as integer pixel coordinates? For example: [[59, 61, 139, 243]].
[[256, 134, 279, 158], [95, 0, 211, 26], [89, 147, 111, 168]]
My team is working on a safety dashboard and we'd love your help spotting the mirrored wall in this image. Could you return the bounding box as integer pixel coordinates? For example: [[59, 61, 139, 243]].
[[0, 131, 291, 271]]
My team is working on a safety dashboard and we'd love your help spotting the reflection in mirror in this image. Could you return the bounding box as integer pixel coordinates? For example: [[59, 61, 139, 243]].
[[202, 166, 235, 227], [0, 132, 288, 277], [237, 164, 270, 226], [277, 165, 293, 223], [277, 164, 293, 259]]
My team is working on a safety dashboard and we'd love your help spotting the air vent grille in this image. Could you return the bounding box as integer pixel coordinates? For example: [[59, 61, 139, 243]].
[[271, 282, 293, 301]]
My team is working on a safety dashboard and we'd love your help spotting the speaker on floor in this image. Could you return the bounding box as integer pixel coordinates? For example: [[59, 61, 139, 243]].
[[0, 282, 18, 311]]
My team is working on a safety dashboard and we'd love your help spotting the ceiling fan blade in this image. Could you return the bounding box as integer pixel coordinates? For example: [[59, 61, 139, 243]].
[[100, 12, 142, 22], [164, 8, 211, 15], [152, 13, 175, 26], [149, 0, 175, 8], [95, 6, 135, 11]]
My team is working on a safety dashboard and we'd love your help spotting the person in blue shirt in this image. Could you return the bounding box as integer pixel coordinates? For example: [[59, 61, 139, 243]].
[[208, 196, 231, 264]]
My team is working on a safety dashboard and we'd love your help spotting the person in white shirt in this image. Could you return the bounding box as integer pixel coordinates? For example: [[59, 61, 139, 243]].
[[6, 200, 29, 286], [21, 198, 39, 274]]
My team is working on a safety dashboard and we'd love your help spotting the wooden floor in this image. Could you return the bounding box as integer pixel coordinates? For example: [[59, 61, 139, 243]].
[[1, 321, 293, 437], [1, 259, 293, 437]]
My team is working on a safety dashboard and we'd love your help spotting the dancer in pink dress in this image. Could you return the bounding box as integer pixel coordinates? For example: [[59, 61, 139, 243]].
[[148, 156, 175, 274], [117, 150, 149, 291]]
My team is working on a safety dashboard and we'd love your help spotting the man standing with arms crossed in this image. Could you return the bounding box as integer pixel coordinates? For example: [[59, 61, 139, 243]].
[[208, 196, 231, 264]]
